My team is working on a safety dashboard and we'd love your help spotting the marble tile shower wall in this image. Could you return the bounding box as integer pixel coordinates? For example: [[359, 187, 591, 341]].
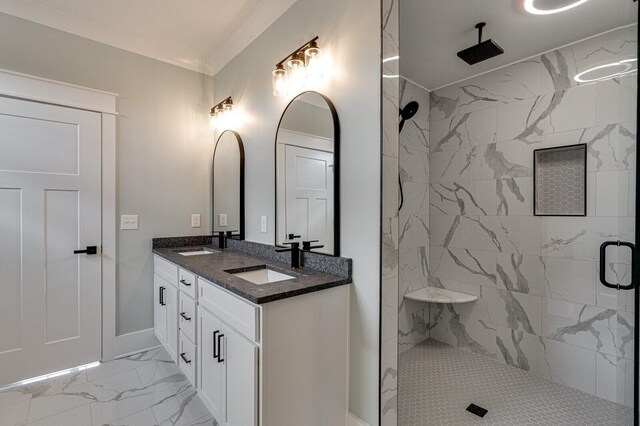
[[380, 0, 400, 423], [426, 26, 637, 406], [398, 78, 431, 354]]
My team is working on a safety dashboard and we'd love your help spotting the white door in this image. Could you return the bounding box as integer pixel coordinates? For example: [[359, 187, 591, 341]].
[[0, 96, 102, 385], [284, 145, 334, 254], [199, 308, 225, 423], [223, 323, 258, 426]]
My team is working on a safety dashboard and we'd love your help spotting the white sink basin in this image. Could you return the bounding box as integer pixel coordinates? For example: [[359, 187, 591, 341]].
[[231, 268, 296, 285], [175, 248, 219, 256]]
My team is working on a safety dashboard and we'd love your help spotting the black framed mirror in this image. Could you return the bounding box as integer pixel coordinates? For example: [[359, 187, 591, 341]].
[[212, 130, 245, 240], [275, 91, 340, 256]]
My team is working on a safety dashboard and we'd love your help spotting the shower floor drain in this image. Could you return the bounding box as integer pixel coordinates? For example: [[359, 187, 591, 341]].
[[466, 403, 488, 418]]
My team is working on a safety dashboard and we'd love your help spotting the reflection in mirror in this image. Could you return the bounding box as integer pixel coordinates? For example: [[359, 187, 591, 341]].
[[212, 130, 244, 239], [276, 91, 340, 256]]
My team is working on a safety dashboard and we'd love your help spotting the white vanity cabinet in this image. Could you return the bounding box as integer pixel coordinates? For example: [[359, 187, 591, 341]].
[[153, 254, 348, 426], [198, 280, 259, 426], [153, 273, 178, 363]]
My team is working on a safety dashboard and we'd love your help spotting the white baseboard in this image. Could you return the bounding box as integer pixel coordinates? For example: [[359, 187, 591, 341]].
[[114, 328, 160, 358], [347, 412, 370, 426]]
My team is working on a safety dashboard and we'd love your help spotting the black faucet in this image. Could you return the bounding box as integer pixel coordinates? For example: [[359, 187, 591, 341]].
[[214, 230, 239, 250], [276, 242, 301, 268], [276, 240, 325, 268]]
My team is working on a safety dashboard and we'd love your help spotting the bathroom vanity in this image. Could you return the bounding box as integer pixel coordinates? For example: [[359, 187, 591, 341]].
[[152, 239, 351, 426]]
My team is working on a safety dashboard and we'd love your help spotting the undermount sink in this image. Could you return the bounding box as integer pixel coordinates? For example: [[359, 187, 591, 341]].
[[174, 248, 219, 256], [227, 266, 297, 285]]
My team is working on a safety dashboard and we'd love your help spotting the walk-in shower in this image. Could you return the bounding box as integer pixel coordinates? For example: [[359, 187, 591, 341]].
[[388, 0, 639, 424]]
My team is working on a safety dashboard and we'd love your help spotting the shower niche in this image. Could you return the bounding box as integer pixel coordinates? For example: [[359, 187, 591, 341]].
[[533, 144, 587, 216]]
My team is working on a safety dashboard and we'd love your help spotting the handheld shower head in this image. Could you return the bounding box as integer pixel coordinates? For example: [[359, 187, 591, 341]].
[[399, 100, 420, 132]]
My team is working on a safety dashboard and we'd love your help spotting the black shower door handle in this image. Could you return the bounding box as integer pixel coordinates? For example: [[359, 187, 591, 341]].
[[599, 240, 635, 290]]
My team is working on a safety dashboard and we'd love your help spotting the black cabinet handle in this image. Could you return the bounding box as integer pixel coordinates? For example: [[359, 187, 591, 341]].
[[213, 330, 219, 360], [180, 312, 191, 321], [599, 240, 635, 290], [180, 352, 191, 364], [217, 333, 225, 363], [74, 246, 97, 255], [159, 286, 166, 306], [179, 279, 192, 287]]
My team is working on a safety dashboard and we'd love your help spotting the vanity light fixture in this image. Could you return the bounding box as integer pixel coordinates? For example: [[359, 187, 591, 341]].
[[524, 0, 591, 15], [272, 36, 326, 97], [210, 96, 233, 130], [574, 58, 637, 83]]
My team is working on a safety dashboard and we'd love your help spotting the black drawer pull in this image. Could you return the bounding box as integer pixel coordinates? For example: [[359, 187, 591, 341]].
[[179, 279, 192, 287], [213, 330, 219, 360], [159, 286, 166, 306], [217, 333, 225, 363], [180, 312, 191, 321], [180, 352, 191, 364]]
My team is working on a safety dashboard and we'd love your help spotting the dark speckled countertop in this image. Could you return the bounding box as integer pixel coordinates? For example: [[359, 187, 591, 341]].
[[153, 245, 352, 304]]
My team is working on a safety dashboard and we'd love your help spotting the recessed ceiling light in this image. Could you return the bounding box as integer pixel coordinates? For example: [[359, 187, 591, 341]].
[[524, 0, 591, 15], [574, 59, 637, 83]]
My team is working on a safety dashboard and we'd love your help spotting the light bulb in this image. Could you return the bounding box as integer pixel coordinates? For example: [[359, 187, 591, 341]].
[[287, 52, 306, 95], [305, 42, 324, 81], [272, 65, 289, 97]]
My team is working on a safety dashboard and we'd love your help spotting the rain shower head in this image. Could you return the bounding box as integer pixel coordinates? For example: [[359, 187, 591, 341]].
[[457, 22, 504, 65]]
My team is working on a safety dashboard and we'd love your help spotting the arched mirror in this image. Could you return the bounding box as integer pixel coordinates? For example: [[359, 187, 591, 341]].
[[212, 130, 245, 239], [275, 91, 340, 256]]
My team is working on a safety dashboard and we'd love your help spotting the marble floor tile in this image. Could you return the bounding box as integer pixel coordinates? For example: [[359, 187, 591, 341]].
[[0, 347, 213, 426], [152, 390, 212, 426], [26, 405, 92, 426], [0, 399, 30, 426]]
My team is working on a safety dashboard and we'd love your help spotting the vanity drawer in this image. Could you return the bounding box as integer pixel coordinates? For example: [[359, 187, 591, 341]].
[[179, 331, 197, 386], [154, 256, 178, 287], [178, 268, 197, 299], [179, 293, 197, 343], [199, 278, 259, 343]]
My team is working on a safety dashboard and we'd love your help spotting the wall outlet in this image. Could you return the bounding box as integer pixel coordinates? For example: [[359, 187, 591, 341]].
[[191, 214, 201, 228], [120, 215, 139, 230], [260, 216, 268, 233], [218, 214, 228, 227]]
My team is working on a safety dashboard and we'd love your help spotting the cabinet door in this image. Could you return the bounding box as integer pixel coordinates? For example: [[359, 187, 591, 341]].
[[224, 324, 258, 426], [198, 308, 225, 423], [165, 284, 179, 363], [153, 274, 167, 345]]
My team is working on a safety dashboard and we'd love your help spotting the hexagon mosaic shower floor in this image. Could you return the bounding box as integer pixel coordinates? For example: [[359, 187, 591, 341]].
[[398, 339, 633, 426]]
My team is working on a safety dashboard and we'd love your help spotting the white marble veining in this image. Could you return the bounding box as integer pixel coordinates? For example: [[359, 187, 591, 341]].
[[421, 26, 637, 403], [0, 347, 217, 426]]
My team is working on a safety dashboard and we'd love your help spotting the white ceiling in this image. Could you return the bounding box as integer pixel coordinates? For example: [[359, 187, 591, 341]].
[[400, 0, 637, 90], [0, 0, 298, 76]]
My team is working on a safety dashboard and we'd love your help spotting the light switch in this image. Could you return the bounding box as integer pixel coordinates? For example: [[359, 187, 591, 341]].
[[120, 215, 139, 230], [218, 214, 228, 227], [261, 216, 268, 233], [191, 214, 201, 228]]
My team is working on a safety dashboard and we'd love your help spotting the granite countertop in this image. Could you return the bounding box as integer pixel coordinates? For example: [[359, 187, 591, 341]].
[[153, 245, 352, 304]]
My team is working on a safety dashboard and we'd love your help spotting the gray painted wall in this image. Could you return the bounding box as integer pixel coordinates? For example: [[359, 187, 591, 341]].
[[0, 12, 214, 336], [213, 0, 381, 422]]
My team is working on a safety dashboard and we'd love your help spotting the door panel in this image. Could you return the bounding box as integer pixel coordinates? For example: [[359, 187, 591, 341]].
[[199, 308, 225, 423], [154, 275, 168, 345], [224, 324, 258, 426], [0, 97, 101, 385], [166, 285, 179, 363], [284, 144, 334, 254], [44, 189, 80, 343], [0, 188, 22, 355]]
